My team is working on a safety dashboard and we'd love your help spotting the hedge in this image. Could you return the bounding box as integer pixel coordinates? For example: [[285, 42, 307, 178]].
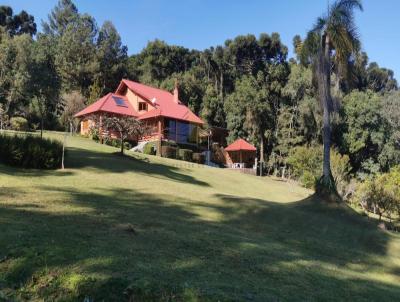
[[192, 152, 205, 164], [162, 141, 178, 148], [161, 146, 177, 159], [178, 149, 193, 162], [143, 142, 156, 155], [104, 138, 133, 150], [0, 133, 63, 169]]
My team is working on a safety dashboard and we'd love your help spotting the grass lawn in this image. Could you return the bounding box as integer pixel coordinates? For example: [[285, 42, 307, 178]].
[[1, 132, 399, 301]]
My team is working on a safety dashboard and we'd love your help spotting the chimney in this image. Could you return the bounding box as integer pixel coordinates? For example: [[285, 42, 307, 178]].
[[173, 79, 179, 104]]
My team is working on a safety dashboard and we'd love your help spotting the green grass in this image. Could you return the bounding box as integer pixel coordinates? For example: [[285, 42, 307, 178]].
[[0, 132, 399, 301]]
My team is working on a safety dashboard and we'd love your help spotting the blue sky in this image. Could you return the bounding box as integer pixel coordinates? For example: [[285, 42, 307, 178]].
[[5, 0, 400, 79]]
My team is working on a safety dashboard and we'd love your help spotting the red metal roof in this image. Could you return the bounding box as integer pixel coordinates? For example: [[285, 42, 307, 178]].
[[75, 80, 204, 125], [118, 79, 204, 125], [225, 139, 257, 152], [74, 93, 138, 118]]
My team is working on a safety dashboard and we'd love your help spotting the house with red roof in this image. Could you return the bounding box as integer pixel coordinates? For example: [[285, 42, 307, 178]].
[[74, 79, 204, 145]]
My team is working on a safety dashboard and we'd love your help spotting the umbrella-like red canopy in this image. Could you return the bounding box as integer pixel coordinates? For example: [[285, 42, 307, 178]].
[[225, 138, 256, 152]]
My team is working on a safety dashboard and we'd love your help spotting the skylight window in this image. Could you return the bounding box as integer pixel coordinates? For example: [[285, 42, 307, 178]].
[[112, 96, 128, 107]]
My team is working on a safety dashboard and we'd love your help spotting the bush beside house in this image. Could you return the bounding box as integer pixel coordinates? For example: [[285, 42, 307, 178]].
[[161, 146, 177, 159], [178, 149, 193, 161], [143, 142, 156, 155], [104, 138, 133, 151], [192, 152, 205, 164]]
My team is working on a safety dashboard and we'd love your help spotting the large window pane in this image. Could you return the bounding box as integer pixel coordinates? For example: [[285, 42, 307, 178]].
[[165, 119, 176, 141], [177, 121, 189, 143], [164, 118, 197, 144]]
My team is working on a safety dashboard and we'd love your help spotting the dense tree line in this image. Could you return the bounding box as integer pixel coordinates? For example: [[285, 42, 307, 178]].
[[0, 0, 128, 132], [0, 0, 399, 200]]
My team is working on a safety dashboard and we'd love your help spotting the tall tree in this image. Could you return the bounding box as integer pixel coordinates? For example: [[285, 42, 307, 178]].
[[0, 103, 6, 130], [54, 14, 98, 94], [129, 40, 195, 85], [342, 90, 389, 174], [29, 34, 61, 137], [379, 91, 400, 170], [42, 0, 79, 36], [271, 63, 319, 176], [95, 21, 128, 95], [201, 84, 225, 127], [60, 91, 85, 133], [160, 70, 206, 115], [366, 62, 398, 93], [225, 72, 282, 164], [0, 31, 33, 117], [302, 0, 363, 198], [0, 6, 36, 36]]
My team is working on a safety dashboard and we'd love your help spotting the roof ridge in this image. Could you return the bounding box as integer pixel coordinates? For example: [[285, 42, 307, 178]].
[[98, 93, 112, 111], [123, 79, 174, 97]]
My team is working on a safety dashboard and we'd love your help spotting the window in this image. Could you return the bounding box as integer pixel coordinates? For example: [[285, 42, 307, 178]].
[[165, 119, 176, 140], [165, 118, 198, 145], [138, 102, 148, 111], [112, 96, 128, 107]]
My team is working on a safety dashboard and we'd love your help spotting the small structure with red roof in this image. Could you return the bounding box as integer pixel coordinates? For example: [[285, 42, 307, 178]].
[[75, 79, 204, 145], [224, 138, 257, 169]]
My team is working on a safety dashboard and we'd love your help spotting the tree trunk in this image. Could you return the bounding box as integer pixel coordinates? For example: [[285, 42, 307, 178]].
[[41, 115, 44, 138], [259, 132, 264, 176], [322, 36, 332, 181], [219, 72, 224, 100], [260, 132, 264, 163], [120, 132, 124, 155], [316, 34, 338, 199]]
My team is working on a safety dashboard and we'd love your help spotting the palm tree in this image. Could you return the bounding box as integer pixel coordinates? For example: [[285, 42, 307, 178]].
[[302, 0, 363, 198]]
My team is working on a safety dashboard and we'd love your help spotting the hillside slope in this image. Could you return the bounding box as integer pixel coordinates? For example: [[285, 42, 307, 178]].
[[0, 133, 399, 301]]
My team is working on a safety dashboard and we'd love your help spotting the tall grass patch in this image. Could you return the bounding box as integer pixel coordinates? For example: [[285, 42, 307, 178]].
[[0, 133, 63, 169]]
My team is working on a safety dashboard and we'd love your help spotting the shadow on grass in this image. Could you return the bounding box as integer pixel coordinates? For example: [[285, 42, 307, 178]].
[[0, 163, 74, 177], [1, 185, 399, 301], [65, 147, 209, 187]]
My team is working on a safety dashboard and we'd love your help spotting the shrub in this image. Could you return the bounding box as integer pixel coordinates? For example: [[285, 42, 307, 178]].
[[287, 146, 351, 190], [163, 141, 178, 148], [10, 117, 29, 131], [0, 133, 63, 169], [177, 143, 198, 152], [299, 170, 317, 189], [192, 152, 205, 164], [104, 138, 116, 147], [287, 146, 321, 188], [161, 146, 177, 159], [124, 141, 132, 150], [93, 134, 100, 143], [331, 151, 351, 196], [178, 149, 193, 162], [108, 139, 132, 149], [143, 142, 156, 155], [353, 166, 400, 222]]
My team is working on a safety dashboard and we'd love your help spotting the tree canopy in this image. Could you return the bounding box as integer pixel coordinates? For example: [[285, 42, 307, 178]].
[[0, 6, 36, 36]]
